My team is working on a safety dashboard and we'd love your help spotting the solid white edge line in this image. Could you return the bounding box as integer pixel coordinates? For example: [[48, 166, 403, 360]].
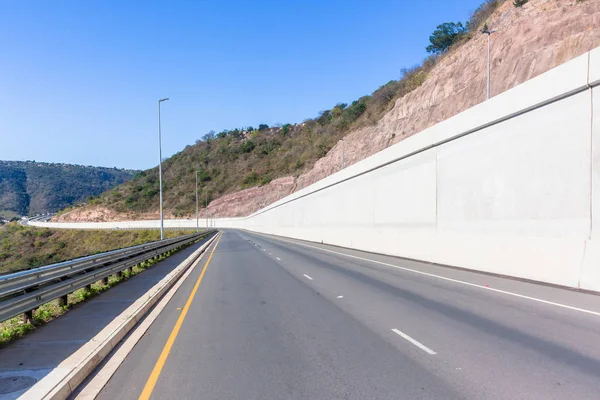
[[392, 329, 436, 355], [276, 257, 281, 261], [249, 233, 600, 318], [303, 274, 313, 280]]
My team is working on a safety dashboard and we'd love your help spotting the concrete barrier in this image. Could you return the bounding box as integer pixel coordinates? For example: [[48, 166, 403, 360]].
[[34, 47, 600, 291]]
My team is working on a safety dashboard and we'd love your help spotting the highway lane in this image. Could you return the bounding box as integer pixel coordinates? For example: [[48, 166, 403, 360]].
[[93, 229, 600, 400]]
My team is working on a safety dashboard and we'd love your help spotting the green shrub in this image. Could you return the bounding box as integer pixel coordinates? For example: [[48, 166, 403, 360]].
[[260, 175, 272, 185], [202, 131, 215, 141], [229, 129, 243, 139], [316, 140, 329, 158], [343, 100, 367, 122], [467, 0, 501, 31], [36, 229, 52, 238], [196, 169, 211, 182], [372, 81, 399, 109], [260, 140, 278, 155], [125, 195, 138, 209], [513, 0, 528, 7], [142, 187, 159, 199], [243, 172, 259, 186], [426, 22, 467, 54], [240, 140, 256, 153], [317, 110, 331, 126], [27, 257, 41, 268]]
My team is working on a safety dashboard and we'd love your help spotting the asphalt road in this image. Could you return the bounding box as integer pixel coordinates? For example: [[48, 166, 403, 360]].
[[93, 230, 600, 400]]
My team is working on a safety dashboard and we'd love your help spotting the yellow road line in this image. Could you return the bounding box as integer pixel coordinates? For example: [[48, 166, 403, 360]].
[[138, 233, 222, 400]]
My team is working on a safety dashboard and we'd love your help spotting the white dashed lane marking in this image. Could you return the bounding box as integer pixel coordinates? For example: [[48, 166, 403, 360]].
[[391, 329, 436, 355]]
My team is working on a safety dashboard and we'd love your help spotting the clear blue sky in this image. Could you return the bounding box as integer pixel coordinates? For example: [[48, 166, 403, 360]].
[[0, 0, 483, 170]]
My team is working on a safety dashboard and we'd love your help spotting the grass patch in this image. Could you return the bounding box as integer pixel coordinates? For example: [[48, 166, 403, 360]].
[[0, 210, 20, 220], [0, 223, 197, 275]]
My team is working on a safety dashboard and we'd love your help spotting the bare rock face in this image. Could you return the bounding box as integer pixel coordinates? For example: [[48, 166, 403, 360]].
[[59, 0, 600, 222], [54, 206, 130, 222], [55, 206, 183, 222], [202, 176, 296, 218], [295, 0, 600, 191]]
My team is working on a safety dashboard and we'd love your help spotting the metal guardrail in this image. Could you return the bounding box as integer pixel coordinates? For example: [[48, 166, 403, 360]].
[[0, 230, 217, 323]]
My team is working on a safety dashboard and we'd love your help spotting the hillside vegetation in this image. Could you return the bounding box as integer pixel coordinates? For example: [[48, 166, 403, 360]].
[[76, 1, 503, 218], [0, 223, 193, 274], [0, 161, 137, 217]]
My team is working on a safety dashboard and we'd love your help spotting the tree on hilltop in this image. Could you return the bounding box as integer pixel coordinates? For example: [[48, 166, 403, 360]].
[[426, 22, 467, 54]]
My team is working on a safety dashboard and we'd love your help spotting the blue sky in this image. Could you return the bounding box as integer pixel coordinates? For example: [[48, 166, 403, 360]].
[[0, 0, 483, 170]]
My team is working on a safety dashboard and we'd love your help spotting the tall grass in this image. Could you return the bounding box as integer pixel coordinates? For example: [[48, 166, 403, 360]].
[[0, 223, 195, 274]]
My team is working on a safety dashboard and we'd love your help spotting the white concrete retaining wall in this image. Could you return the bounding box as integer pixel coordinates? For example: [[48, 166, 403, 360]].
[[220, 48, 600, 291], [28, 218, 223, 229], [33, 47, 600, 291]]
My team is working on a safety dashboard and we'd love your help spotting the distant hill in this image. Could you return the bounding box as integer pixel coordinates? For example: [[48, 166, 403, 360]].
[[0, 161, 138, 217]]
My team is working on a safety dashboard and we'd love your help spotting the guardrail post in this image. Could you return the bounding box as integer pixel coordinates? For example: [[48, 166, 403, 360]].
[[85, 284, 92, 291], [24, 310, 33, 323], [116, 271, 122, 279], [58, 295, 68, 307], [101, 277, 109, 286]]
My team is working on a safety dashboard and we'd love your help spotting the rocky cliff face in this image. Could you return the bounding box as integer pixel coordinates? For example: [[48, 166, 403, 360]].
[[295, 0, 600, 190], [58, 0, 600, 221], [206, 176, 296, 217]]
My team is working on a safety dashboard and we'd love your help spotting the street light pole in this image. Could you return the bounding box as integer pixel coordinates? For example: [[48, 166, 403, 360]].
[[195, 171, 199, 232], [482, 28, 496, 100], [158, 97, 169, 240], [341, 139, 345, 169]]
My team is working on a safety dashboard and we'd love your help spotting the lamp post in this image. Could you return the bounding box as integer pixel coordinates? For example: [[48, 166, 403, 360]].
[[341, 138, 345, 169], [195, 171, 199, 232], [158, 97, 169, 240], [482, 28, 497, 100]]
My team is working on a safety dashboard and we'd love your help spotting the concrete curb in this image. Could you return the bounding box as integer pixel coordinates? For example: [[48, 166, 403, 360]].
[[20, 232, 219, 400]]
